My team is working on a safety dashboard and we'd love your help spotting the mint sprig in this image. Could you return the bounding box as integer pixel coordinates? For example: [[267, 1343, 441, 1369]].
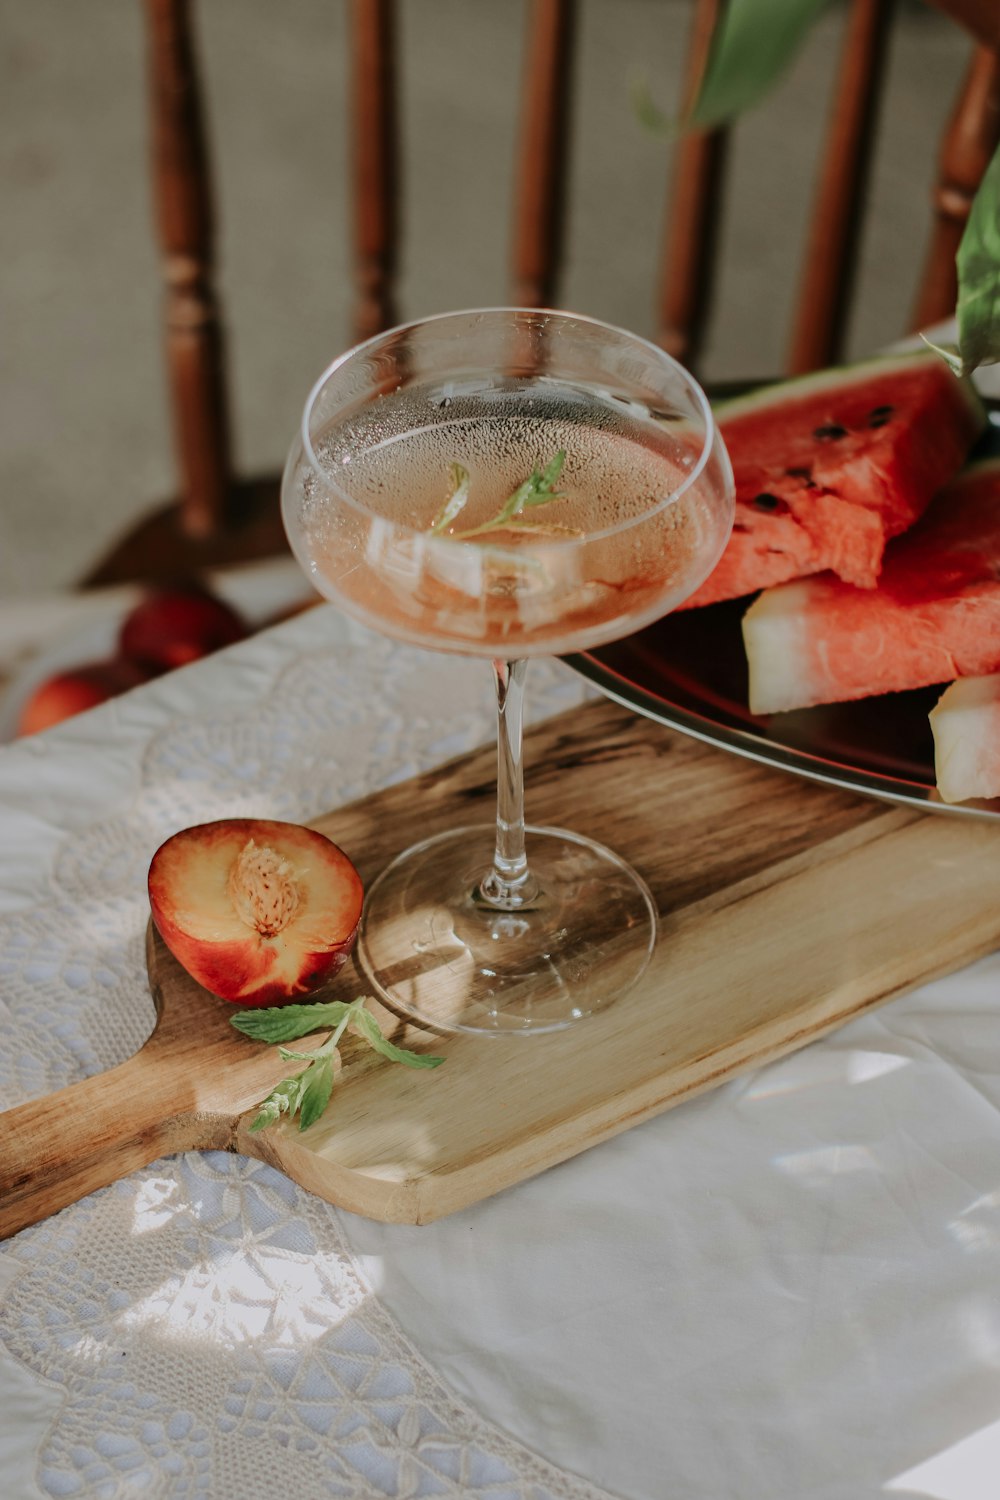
[[429, 461, 472, 534], [231, 995, 444, 1133], [429, 450, 569, 540]]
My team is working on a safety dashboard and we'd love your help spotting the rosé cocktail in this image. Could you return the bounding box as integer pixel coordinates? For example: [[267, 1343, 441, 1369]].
[[282, 309, 733, 1034]]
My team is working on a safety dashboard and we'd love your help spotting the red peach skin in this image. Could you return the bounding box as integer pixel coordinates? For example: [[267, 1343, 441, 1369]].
[[148, 819, 364, 1006]]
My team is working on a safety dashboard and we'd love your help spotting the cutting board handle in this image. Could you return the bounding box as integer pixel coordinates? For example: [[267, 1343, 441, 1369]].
[[0, 926, 325, 1241], [0, 1047, 210, 1240]]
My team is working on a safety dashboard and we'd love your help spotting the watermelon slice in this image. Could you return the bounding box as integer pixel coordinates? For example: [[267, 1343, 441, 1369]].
[[682, 351, 985, 608], [742, 458, 1000, 716], [930, 675, 1000, 804]]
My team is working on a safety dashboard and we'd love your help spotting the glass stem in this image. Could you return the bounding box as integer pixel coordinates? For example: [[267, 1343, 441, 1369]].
[[479, 658, 538, 910]]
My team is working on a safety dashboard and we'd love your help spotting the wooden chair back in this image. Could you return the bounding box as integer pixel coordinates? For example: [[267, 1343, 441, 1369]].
[[87, 0, 1000, 584]]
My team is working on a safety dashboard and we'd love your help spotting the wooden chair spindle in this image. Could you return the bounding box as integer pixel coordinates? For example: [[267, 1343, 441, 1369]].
[[511, 0, 577, 309], [350, 0, 400, 344], [145, 0, 232, 540], [911, 42, 1000, 331], [80, 1, 1000, 590], [656, 0, 729, 374], [787, 0, 895, 375]]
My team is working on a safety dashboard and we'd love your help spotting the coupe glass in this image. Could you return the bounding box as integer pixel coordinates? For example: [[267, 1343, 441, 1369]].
[[282, 308, 734, 1035]]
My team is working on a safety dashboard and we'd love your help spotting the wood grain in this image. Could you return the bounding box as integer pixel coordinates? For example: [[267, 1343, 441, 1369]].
[[3, 698, 1000, 1237], [0, 928, 314, 1240]]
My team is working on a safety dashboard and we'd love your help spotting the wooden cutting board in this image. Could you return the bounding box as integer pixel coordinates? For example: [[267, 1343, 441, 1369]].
[[4, 696, 1000, 1238]]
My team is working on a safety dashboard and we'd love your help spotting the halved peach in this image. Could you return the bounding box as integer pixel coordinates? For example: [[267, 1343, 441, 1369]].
[[148, 819, 363, 1006]]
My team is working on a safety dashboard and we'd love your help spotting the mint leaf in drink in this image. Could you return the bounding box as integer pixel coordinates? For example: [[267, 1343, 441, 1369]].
[[430, 450, 569, 539], [429, 462, 471, 534], [236, 995, 445, 1132], [495, 448, 567, 525], [538, 447, 567, 493]]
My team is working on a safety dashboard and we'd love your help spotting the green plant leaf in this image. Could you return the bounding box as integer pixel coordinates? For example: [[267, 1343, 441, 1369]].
[[430, 463, 471, 534], [435, 451, 568, 538], [351, 1006, 446, 1069], [953, 140, 1000, 375], [494, 471, 540, 526], [248, 1073, 308, 1132], [522, 450, 567, 508], [278, 1044, 330, 1061], [242, 995, 445, 1133], [540, 449, 566, 489], [230, 1001, 353, 1043], [297, 1055, 336, 1130], [689, 0, 832, 130]]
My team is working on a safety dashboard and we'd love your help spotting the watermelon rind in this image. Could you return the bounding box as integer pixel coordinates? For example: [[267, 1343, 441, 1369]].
[[680, 347, 990, 607], [930, 674, 1000, 805], [742, 581, 817, 716], [714, 347, 986, 426], [743, 454, 1000, 718]]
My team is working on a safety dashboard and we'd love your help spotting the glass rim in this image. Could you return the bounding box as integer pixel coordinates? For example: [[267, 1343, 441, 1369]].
[[299, 305, 722, 547]]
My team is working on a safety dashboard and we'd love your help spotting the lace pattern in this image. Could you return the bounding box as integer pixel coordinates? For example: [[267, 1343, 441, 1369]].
[[0, 617, 613, 1500], [2, 632, 591, 1104], [2, 1154, 615, 1500]]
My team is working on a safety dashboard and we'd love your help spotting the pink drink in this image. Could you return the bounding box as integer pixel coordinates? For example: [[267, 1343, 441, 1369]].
[[286, 378, 727, 656]]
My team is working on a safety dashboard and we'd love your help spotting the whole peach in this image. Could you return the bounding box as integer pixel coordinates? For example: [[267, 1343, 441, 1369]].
[[18, 658, 152, 736], [120, 588, 247, 673]]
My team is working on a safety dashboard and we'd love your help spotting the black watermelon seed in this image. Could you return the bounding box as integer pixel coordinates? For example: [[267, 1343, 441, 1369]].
[[812, 423, 848, 440], [869, 404, 893, 417], [751, 492, 790, 514], [868, 414, 891, 428], [785, 466, 818, 488]]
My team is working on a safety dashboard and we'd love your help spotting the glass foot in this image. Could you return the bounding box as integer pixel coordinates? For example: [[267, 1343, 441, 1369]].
[[356, 824, 657, 1036]]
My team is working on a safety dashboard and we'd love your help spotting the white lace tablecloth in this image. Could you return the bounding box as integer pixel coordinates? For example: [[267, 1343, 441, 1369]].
[[2, 603, 1000, 1500]]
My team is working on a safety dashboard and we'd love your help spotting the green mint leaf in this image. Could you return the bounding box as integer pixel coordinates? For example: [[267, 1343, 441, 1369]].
[[248, 1102, 280, 1133], [278, 1044, 330, 1061], [351, 1006, 446, 1069], [521, 488, 567, 510], [495, 471, 541, 525], [447, 450, 568, 535], [243, 994, 444, 1134], [230, 1001, 353, 1043], [540, 449, 566, 489], [520, 451, 567, 510], [297, 1056, 336, 1131], [247, 1073, 308, 1133], [429, 462, 471, 534]]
